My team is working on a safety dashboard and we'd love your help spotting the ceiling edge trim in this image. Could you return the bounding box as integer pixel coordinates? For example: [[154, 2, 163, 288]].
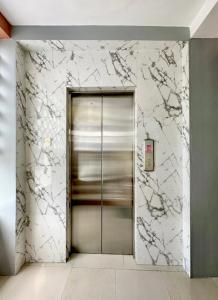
[[12, 26, 190, 41]]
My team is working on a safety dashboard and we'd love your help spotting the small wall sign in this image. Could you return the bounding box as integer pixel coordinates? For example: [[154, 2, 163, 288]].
[[144, 139, 154, 171]]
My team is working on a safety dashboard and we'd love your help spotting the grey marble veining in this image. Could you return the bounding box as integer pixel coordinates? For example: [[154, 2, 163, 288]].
[[15, 40, 190, 270], [16, 44, 27, 272], [181, 43, 190, 275]]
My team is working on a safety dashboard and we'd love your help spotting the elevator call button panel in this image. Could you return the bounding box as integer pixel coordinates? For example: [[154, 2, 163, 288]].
[[144, 139, 154, 171]]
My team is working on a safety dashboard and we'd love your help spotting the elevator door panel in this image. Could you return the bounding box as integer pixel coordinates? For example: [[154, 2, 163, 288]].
[[102, 95, 133, 254], [71, 96, 102, 253], [71, 93, 133, 255]]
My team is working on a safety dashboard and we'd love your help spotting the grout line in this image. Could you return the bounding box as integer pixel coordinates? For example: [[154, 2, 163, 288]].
[[69, 266, 185, 273], [24, 262, 184, 273], [161, 271, 176, 300], [58, 266, 72, 300]]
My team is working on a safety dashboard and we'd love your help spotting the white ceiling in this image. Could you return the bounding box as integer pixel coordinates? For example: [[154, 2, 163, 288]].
[[193, 2, 218, 37], [0, 0, 206, 26]]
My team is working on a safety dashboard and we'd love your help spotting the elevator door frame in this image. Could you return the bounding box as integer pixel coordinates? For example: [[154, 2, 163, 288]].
[[66, 87, 136, 257]]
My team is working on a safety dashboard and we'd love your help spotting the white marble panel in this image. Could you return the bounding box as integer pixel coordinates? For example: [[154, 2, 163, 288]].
[[16, 44, 27, 273], [16, 40, 189, 268], [181, 43, 190, 275]]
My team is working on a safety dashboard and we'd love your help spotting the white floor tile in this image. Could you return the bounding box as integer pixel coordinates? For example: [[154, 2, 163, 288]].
[[163, 271, 218, 300], [61, 268, 115, 300], [69, 253, 124, 269], [116, 269, 170, 300], [0, 276, 10, 292], [1, 256, 218, 300], [25, 262, 70, 268], [0, 265, 71, 300]]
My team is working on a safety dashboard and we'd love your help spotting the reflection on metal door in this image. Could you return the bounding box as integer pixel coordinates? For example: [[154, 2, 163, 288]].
[[70, 93, 134, 254]]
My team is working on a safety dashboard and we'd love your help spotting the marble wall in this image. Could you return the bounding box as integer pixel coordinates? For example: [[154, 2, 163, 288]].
[[181, 43, 190, 275], [16, 40, 189, 267], [16, 44, 27, 272]]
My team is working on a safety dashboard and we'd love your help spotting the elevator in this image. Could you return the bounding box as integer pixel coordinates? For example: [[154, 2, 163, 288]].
[[69, 92, 134, 255]]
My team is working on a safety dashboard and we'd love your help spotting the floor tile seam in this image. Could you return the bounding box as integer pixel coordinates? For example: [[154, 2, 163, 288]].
[[59, 267, 74, 300], [24, 263, 183, 272], [158, 272, 176, 300], [70, 266, 185, 273], [20, 264, 185, 273]]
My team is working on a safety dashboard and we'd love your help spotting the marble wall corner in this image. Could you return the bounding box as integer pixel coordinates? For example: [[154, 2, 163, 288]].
[[15, 43, 27, 273]]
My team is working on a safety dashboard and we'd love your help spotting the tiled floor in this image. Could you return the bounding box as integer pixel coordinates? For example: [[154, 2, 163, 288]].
[[0, 254, 218, 300]]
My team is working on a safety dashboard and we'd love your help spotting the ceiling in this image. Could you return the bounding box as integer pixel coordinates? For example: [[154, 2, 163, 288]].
[[193, 2, 218, 37], [0, 0, 206, 27]]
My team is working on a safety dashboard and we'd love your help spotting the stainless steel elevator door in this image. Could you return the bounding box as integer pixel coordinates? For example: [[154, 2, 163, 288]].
[[102, 95, 133, 254], [71, 95, 102, 253], [71, 93, 133, 255]]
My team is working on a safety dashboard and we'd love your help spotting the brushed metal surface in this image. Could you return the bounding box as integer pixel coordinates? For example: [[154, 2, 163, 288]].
[[71, 93, 133, 254], [102, 95, 133, 254], [71, 96, 102, 253]]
